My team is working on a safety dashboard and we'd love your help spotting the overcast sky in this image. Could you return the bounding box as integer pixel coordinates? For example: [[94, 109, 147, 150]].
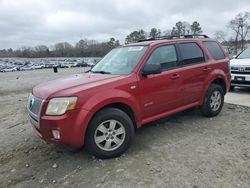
[[0, 0, 250, 49]]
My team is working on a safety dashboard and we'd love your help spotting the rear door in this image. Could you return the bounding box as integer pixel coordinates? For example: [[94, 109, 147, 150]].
[[138, 44, 183, 119], [177, 42, 209, 105]]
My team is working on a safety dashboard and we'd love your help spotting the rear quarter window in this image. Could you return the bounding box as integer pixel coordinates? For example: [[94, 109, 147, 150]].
[[203, 41, 225, 60]]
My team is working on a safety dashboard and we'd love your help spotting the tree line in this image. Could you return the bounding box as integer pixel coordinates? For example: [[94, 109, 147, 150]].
[[0, 38, 120, 58], [0, 11, 249, 58], [125, 21, 202, 43]]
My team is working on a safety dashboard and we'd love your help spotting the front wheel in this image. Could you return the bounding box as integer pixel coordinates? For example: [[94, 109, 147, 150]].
[[85, 108, 135, 159], [200, 84, 224, 117]]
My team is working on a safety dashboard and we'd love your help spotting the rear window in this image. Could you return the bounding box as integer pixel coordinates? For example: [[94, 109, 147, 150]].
[[203, 41, 225, 60], [179, 43, 205, 65]]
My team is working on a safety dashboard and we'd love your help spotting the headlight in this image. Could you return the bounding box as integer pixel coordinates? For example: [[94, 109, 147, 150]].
[[46, 97, 77, 115]]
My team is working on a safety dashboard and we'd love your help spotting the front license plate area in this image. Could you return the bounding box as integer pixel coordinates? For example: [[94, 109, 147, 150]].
[[235, 76, 245, 81]]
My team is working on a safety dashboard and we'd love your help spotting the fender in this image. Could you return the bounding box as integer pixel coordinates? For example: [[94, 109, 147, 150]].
[[81, 89, 142, 129], [200, 68, 227, 104]]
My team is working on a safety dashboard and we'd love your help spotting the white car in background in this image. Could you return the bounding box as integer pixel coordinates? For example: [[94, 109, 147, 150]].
[[32, 64, 44, 69], [1, 67, 16, 72], [230, 48, 250, 89]]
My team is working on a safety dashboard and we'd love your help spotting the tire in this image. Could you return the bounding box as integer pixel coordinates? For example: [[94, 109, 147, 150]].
[[200, 84, 224, 117], [85, 108, 135, 159], [230, 85, 235, 91]]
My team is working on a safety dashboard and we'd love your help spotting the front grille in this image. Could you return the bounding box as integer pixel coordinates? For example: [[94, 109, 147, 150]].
[[29, 96, 42, 115], [231, 66, 250, 74], [27, 94, 43, 128], [231, 80, 250, 84], [231, 71, 250, 75]]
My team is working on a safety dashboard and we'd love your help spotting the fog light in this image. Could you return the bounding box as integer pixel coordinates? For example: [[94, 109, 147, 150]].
[[52, 130, 60, 139]]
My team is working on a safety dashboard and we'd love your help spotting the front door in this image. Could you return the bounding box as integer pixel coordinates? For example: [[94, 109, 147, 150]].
[[137, 44, 182, 119]]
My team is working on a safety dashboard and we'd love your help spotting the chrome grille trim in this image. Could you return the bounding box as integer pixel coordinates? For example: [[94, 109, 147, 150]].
[[27, 94, 44, 129], [231, 66, 250, 73]]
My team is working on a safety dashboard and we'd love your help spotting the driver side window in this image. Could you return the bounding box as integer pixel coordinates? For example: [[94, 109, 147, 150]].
[[146, 45, 178, 71]]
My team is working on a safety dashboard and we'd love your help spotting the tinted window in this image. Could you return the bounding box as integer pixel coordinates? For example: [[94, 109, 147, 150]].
[[146, 45, 177, 71], [179, 43, 205, 65], [203, 41, 225, 60]]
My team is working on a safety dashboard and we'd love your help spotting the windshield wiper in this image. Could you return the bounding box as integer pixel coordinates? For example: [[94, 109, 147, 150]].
[[90, 70, 111, 74]]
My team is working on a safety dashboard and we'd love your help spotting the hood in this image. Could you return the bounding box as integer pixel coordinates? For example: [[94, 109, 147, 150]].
[[33, 73, 122, 99], [230, 58, 250, 66]]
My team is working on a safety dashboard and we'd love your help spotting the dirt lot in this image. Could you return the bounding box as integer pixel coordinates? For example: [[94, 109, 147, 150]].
[[0, 68, 250, 188], [225, 87, 250, 107]]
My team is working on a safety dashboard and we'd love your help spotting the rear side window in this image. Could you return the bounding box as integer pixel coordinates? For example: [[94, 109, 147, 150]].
[[146, 45, 178, 71], [179, 43, 205, 65], [203, 41, 225, 60]]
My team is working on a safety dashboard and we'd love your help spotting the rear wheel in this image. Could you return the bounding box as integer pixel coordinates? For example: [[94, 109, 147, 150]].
[[200, 84, 224, 117], [85, 108, 134, 159]]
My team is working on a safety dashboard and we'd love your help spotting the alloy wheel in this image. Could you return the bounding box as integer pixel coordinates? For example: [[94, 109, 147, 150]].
[[94, 120, 126, 151]]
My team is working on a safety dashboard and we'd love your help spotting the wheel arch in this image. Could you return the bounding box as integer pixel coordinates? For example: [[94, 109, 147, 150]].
[[101, 103, 137, 127], [81, 89, 141, 145], [200, 70, 228, 105], [211, 78, 226, 95], [205, 69, 228, 93], [83, 102, 138, 146]]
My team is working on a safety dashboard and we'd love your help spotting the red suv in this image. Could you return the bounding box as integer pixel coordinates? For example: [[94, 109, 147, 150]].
[[27, 35, 231, 158]]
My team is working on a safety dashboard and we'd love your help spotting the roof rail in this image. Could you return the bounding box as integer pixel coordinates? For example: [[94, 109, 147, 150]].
[[137, 34, 209, 42]]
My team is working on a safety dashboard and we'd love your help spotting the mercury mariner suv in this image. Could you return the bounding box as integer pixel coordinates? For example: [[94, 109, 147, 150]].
[[27, 35, 231, 158]]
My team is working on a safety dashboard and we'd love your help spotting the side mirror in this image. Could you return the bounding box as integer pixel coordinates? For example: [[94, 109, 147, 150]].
[[232, 55, 237, 59], [141, 64, 162, 76]]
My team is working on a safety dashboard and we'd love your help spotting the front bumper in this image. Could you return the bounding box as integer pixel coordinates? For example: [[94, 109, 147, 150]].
[[30, 108, 90, 148], [231, 73, 250, 87]]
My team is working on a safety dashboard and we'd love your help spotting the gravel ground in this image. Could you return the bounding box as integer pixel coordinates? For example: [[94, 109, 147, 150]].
[[0, 68, 250, 188]]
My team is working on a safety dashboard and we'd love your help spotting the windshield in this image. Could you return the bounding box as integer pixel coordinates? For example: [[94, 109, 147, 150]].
[[237, 48, 250, 59], [90, 46, 148, 75]]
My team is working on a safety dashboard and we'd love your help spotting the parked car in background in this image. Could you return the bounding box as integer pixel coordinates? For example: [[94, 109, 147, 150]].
[[230, 47, 250, 89], [45, 63, 56, 68], [32, 64, 44, 69], [1, 67, 16, 72], [86, 62, 95, 67], [75, 62, 88, 67], [0, 57, 100, 73], [16, 65, 25, 71], [27, 34, 231, 159], [20, 65, 33, 71]]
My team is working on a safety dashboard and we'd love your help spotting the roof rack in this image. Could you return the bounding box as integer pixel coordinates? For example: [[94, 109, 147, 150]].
[[137, 34, 209, 42]]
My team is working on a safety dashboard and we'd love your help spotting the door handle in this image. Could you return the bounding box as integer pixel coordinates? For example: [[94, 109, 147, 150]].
[[203, 67, 211, 72], [171, 73, 180, 80]]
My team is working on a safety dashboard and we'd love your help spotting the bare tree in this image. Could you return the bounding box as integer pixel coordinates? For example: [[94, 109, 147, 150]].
[[214, 31, 234, 55], [34, 45, 50, 57], [214, 30, 227, 43], [228, 12, 250, 54]]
